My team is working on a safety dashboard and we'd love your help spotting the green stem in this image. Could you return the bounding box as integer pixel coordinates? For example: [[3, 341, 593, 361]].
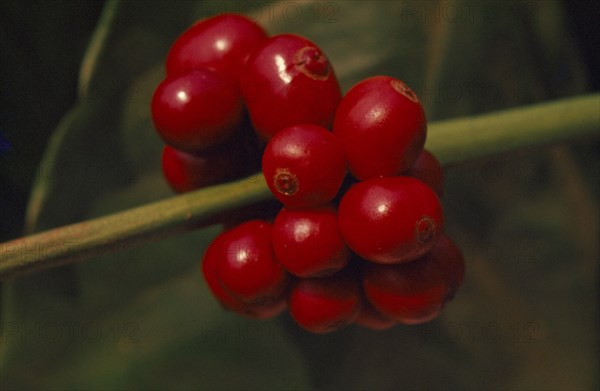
[[1, 94, 598, 280], [427, 93, 599, 164]]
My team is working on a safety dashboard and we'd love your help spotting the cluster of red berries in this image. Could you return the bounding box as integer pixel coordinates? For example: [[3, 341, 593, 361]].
[[151, 14, 465, 333]]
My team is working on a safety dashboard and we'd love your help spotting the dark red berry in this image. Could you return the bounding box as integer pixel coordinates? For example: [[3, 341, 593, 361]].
[[354, 298, 397, 330], [262, 124, 347, 207], [202, 247, 285, 319], [166, 13, 267, 81], [243, 295, 287, 319], [406, 149, 444, 197], [288, 274, 361, 334], [161, 144, 246, 193], [272, 205, 349, 278], [202, 244, 241, 311], [333, 76, 427, 179], [362, 234, 465, 325], [209, 220, 288, 303], [151, 69, 243, 153], [240, 34, 342, 140], [435, 235, 465, 298], [338, 176, 444, 264]]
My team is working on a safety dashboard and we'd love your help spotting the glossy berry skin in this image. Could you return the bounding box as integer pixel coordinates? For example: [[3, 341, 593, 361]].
[[272, 205, 349, 278], [151, 69, 243, 153], [202, 246, 286, 319], [161, 144, 246, 193], [406, 149, 444, 197], [333, 76, 427, 180], [262, 124, 347, 207], [166, 13, 267, 81], [338, 176, 444, 264], [240, 34, 342, 140], [288, 274, 361, 334], [210, 220, 288, 304], [362, 235, 465, 324]]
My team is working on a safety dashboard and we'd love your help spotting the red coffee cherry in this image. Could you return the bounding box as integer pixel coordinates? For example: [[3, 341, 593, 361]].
[[262, 124, 347, 207], [272, 205, 349, 278], [210, 220, 288, 303], [338, 176, 444, 264], [242, 296, 287, 320], [240, 34, 342, 140], [161, 144, 247, 193], [202, 247, 285, 319], [166, 13, 267, 81], [354, 298, 397, 330], [406, 149, 444, 197], [333, 76, 427, 180], [362, 235, 465, 325], [288, 274, 361, 334], [435, 235, 466, 299], [151, 69, 243, 153]]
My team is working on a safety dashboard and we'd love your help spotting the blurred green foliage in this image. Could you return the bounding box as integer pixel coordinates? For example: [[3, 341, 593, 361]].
[[1, 1, 598, 390], [0, 0, 104, 240]]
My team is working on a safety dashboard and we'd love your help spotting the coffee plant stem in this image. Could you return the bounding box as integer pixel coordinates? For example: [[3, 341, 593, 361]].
[[1, 93, 598, 280]]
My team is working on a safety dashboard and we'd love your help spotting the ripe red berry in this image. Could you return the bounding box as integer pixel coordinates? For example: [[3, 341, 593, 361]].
[[333, 76, 427, 180], [240, 34, 342, 140], [272, 205, 349, 278], [151, 69, 243, 153], [435, 235, 466, 298], [354, 298, 397, 330], [202, 247, 285, 319], [262, 124, 347, 207], [209, 220, 288, 303], [161, 144, 247, 193], [166, 13, 267, 81], [243, 296, 287, 319], [362, 235, 465, 325], [338, 176, 444, 264], [288, 274, 361, 334], [406, 149, 444, 197]]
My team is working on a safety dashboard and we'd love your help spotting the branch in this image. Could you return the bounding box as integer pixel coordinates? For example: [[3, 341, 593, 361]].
[[1, 94, 598, 280]]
